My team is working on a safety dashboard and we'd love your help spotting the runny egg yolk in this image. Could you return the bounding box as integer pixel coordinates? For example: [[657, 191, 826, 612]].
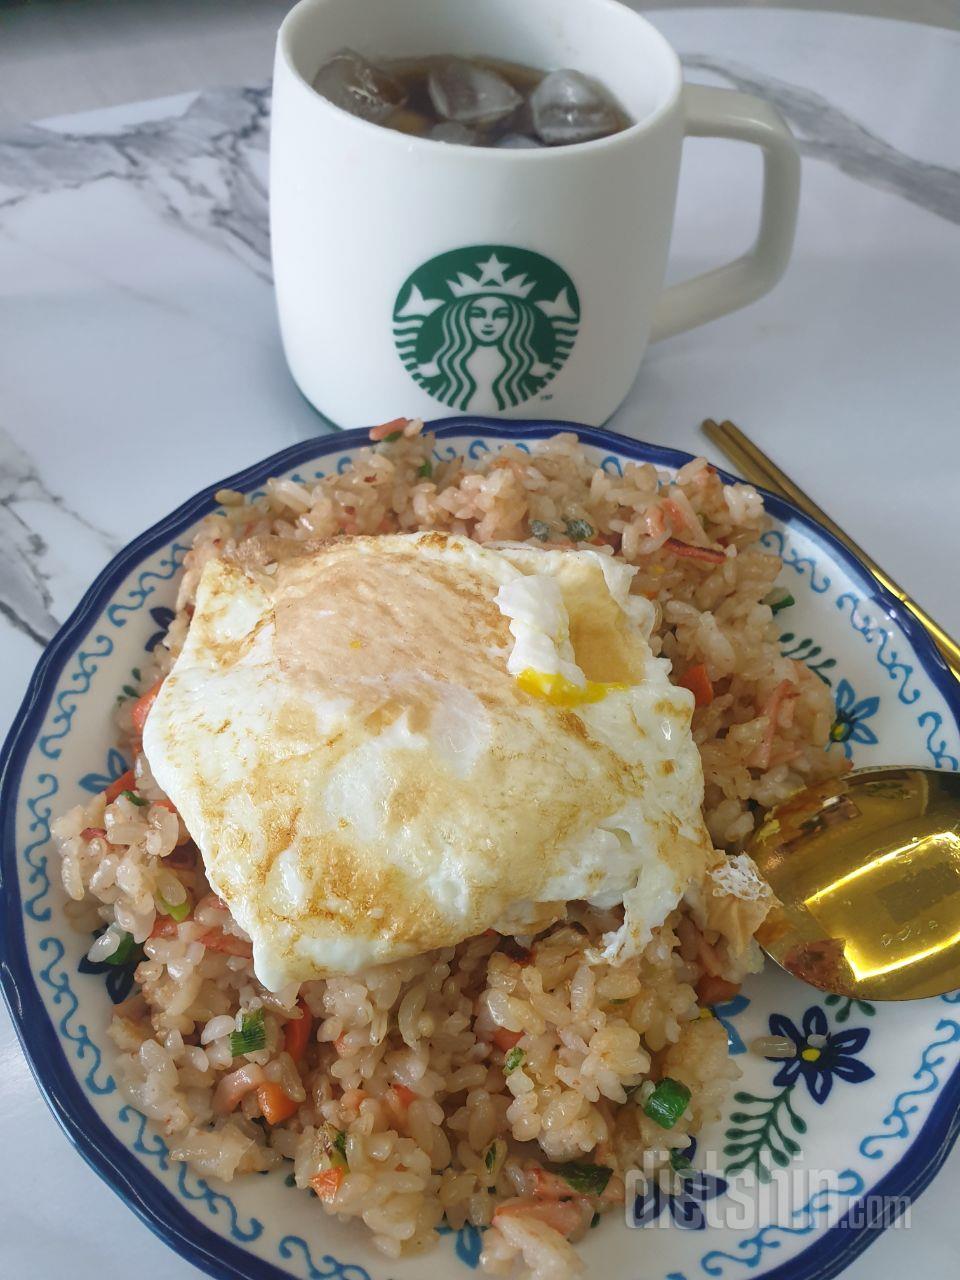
[[517, 668, 628, 707]]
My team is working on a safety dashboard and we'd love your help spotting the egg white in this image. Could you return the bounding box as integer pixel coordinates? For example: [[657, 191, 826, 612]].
[[144, 532, 713, 988]]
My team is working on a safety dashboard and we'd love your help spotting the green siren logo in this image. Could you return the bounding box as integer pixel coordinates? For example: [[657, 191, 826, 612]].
[[393, 245, 580, 412]]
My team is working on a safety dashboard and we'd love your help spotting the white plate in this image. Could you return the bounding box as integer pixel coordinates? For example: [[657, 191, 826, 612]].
[[2, 419, 958, 1280]]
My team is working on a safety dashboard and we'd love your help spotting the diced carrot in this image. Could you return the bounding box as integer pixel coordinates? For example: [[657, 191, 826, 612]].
[[196, 928, 253, 958], [678, 663, 714, 708], [492, 1028, 523, 1053], [664, 537, 726, 564], [105, 769, 136, 804], [257, 1081, 299, 1125], [132, 679, 164, 735], [391, 1082, 417, 1107], [311, 1167, 345, 1201], [150, 916, 179, 939], [282, 999, 313, 1064], [368, 417, 410, 442], [697, 974, 741, 1006], [80, 827, 107, 841]]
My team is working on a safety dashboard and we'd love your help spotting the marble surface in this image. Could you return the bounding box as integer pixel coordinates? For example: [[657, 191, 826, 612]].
[[2, 6, 959, 1278]]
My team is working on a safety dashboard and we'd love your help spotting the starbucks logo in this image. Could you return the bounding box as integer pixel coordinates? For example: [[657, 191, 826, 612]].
[[393, 245, 580, 412]]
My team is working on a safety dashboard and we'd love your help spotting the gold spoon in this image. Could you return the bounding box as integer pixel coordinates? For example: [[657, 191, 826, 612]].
[[701, 421, 960, 999], [748, 767, 960, 1000]]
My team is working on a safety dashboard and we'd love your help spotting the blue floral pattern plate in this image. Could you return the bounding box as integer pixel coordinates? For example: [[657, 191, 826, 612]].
[[2, 419, 958, 1280]]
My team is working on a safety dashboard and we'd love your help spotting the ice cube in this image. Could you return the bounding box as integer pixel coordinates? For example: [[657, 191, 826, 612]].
[[430, 122, 479, 145], [495, 133, 541, 150], [428, 58, 522, 127], [313, 49, 406, 123], [530, 69, 624, 144]]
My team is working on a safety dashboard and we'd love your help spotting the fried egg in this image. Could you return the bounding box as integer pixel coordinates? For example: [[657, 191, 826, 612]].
[[144, 531, 715, 989]]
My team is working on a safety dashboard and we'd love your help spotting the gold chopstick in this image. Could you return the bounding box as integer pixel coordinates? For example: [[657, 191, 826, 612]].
[[702, 418, 960, 681]]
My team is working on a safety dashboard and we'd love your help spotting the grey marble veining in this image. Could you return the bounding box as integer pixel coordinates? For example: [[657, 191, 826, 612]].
[[682, 56, 960, 226], [0, 428, 118, 646], [0, 51, 957, 651], [0, 86, 272, 273]]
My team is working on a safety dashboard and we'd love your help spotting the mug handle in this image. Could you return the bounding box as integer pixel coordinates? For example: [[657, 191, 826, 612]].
[[650, 83, 801, 343]]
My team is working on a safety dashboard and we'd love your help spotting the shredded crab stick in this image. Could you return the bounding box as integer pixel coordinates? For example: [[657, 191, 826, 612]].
[[196, 928, 253, 958], [213, 1064, 265, 1114], [491, 1028, 524, 1053], [751, 678, 800, 769], [494, 1197, 591, 1238], [664, 537, 727, 564], [368, 416, 411, 442], [696, 974, 742, 1005], [282, 999, 313, 1064]]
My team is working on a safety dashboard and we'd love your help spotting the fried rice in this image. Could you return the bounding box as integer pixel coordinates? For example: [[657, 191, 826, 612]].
[[54, 425, 843, 1278]]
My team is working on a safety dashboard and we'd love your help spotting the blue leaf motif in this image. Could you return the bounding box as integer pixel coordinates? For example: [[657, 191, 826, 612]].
[[712, 994, 750, 1055], [79, 747, 129, 794], [438, 1221, 486, 1268]]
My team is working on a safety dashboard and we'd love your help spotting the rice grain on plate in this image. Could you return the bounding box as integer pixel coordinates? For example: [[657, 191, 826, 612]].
[[54, 427, 842, 1278]]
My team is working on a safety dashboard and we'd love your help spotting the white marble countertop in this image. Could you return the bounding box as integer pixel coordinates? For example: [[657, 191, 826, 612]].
[[2, 5, 959, 1278]]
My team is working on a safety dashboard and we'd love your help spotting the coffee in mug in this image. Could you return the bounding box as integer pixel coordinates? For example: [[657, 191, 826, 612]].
[[272, 0, 801, 427]]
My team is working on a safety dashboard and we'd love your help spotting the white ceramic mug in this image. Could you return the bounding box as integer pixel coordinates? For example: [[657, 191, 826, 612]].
[[272, 0, 800, 427]]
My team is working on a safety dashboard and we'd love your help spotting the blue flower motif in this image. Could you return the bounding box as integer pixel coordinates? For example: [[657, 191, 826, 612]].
[[79, 747, 129, 795], [144, 604, 175, 652], [829, 677, 879, 757], [632, 1139, 728, 1231], [712, 994, 751, 1055], [767, 1006, 875, 1104]]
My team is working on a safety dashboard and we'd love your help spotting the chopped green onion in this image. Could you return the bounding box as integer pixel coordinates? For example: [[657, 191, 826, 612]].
[[157, 893, 191, 923], [121, 789, 147, 807], [504, 1047, 525, 1073], [764, 590, 795, 615], [284, 1172, 296, 1187], [554, 1161, 613, 1197], [230, 1008, 266, 1057], [322, 1123, 349, 1169], [643, 1077, 691, 1129], [590, 1212, 601, 1229], [483, 1138, 506, 1175], [564, 517, 595, 542], [669, 1146, 694, 1176], [530, 519, 551, 542], [104, 931, 137, 966], [417, 459, 433, 479], [383, 430, 403, 443]]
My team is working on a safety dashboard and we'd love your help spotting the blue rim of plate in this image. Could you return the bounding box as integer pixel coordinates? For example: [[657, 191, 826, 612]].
[[1, 416, 958, 1280]]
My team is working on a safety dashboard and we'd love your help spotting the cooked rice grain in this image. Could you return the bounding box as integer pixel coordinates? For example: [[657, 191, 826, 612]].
[[55, 430, 843, 1279]]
